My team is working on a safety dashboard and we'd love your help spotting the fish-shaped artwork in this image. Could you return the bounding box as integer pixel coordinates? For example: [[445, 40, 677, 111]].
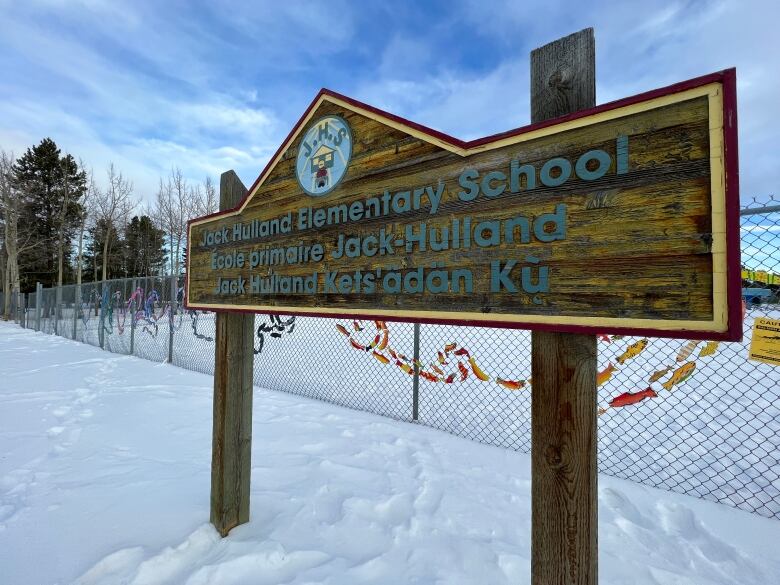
[[420, 371, 439, 382], [430, 363, 445, 376], [496, 378, 526, 391], [597, 363, 617, 386], [377, 331, 389, 351], [444, 343, 457, 353], [353, 320, 363, 332], [336, 324, 350, 336], [698, 341, 719, 357], [437, 351, 447, 365], [676, 340, 700, 362], [662, 362, 696, 391], [616, 338, 648, 365], [396, 361, 414, 375], [458, 362, 469, 381], [608, 387, 658, 408], [372, 351, 390, 364], [469, 356, 490, 381], [444, 373, 456, 384], [454, 348, 470, 357], [648, 366, 672, 384], [597, 334, 611, 343]]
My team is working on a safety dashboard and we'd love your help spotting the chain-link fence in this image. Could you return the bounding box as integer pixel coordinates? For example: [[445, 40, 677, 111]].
[[4, 199, 779, 520]]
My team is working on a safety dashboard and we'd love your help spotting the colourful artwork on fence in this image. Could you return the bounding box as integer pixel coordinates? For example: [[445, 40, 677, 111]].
[[334, 320, 724, 414], [77, 284, 296, 354], [335, 319, 529, 389]]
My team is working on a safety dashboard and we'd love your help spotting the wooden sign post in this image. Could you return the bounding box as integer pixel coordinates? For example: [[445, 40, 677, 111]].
[[187, 28, 741, 582], [530, 29, 598, 584], [210, 171, 255, 537]]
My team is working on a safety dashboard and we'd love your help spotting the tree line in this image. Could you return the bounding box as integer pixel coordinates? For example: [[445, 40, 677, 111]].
[[0, 138, 217, 318]]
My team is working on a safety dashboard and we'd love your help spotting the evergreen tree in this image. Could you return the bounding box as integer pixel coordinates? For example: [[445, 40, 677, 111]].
[[12, 138, 86, 291], [84, 219, 124, 281], [123, 215, 166, 278]]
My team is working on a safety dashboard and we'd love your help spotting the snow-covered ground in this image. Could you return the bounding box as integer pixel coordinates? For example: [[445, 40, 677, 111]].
[[37, 304, 780, 518], [1, 322, 779, 585]]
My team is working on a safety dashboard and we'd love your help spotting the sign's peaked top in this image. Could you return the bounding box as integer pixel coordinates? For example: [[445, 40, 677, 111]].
[[209, 69, 735, 221]]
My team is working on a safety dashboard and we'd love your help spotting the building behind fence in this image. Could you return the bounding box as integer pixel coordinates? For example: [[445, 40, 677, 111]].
[[3, 198, 779, 520]]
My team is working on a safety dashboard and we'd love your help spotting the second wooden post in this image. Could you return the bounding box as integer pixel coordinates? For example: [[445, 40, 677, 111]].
[[211, 170, 255, 536], [530, 29, 598, 585]]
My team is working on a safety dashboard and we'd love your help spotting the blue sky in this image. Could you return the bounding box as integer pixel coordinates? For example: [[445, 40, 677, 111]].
[[0, 0, 778, 206]]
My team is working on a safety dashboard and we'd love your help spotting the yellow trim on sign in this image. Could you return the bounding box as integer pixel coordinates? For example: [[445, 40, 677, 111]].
[[185, 302, 723, 332], [708, 85, 728, 333], [187, 82, 731, 334]]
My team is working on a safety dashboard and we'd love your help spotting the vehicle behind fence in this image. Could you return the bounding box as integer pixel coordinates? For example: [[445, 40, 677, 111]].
[[3, 198, 779, 520]]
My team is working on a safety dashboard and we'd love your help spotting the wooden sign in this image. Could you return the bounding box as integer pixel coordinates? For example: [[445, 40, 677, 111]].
[[748, 317, 780, 366], [185, 69, 741, 341]]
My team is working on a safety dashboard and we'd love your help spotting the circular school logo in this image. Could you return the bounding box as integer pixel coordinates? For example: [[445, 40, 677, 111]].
[[295, 115, 352, 197]]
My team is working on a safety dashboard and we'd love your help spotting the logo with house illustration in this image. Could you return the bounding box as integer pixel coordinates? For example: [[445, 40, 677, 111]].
[[295, 115, 352, 196]]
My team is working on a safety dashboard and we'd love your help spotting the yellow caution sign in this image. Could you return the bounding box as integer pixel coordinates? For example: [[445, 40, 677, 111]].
[[749, 317, 780, 366]]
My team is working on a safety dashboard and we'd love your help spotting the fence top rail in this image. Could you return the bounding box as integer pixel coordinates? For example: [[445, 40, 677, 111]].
[[740, 204, 780, 217]]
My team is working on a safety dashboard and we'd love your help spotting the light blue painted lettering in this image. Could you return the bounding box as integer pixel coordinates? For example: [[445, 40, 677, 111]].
[[510, 160, 536, 192], [521, 255, 549, 293], [405, 223, 426, 252], [540, 157, 572, 187], [533, 204, 567, 243], [474, 220, 500, 247], [575, 149, 611, 181], [426, 182, 445, 214], [504, 216, 531, 244], [616, 135, 629, 174], [481, 171, 506, 197], [490, 260, 517, 292], [458, 168, 480, 201], [392, 191, 411, 213]]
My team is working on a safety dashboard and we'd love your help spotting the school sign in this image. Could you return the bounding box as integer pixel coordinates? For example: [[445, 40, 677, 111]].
[[185, 69, 741, 341]]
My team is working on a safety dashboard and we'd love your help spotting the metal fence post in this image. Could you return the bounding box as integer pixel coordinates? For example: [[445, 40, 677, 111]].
[[168, 274, 176, 363], [412, 322, 420, 421], [20, 293, 26, 328], [54, 286, 60, 336], [36, 282, 42, 331], [130, 279, 136, 356], [73, 285, 79, 340], [99, 281, 105, 349]]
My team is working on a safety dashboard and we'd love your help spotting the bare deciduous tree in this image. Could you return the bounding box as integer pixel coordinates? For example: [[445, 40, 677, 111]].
[[93, 163, 135, 282], [154, 168, 201, 278], [197, 176, 218, 217], [1, 150, 38, 319]]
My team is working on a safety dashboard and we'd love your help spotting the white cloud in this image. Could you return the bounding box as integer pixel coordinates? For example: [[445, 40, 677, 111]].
[[1, 0, 779, 210]]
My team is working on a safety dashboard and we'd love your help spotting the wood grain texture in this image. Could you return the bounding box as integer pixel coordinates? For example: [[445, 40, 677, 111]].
[[531, 331, 597, 585], [530, 29, 598, 585], [187, 95, 718, 322], [531, 28, 596, 124], [210, 170, 255, 537]]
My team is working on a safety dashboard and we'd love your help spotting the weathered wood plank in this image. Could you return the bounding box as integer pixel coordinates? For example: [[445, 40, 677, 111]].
[[211, 170, 255, 537], [531, 28, 596, 123], [530, 28, 598, 585], [532, 331, 598, 585]]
